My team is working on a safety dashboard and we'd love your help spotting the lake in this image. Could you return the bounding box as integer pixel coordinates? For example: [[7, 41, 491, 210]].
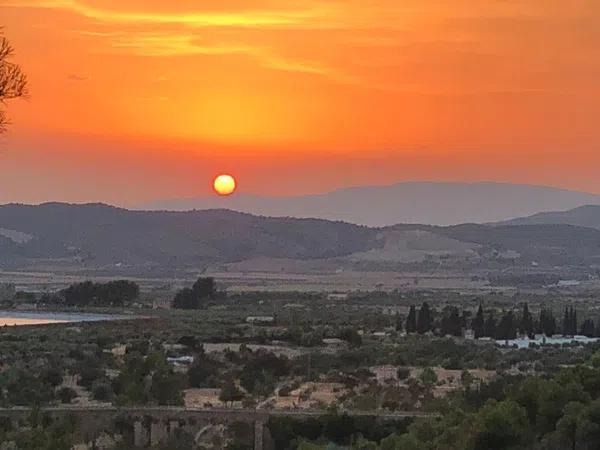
[[0, 311, 127, 327]]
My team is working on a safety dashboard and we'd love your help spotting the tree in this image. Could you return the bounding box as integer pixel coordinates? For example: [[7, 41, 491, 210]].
[[461, 370, 475, 390], [520, 303, 534, 338], [395, 312, 403, 332], [172, 277, 217, 310], [538, 309, 557, 337], [581, 319, 595, 338], [416, 302, 433, 334], [472, 303, 485, 339], [406, 306, 417, 333], [468, 400, 531, 450], [0, 32, 27, 133], [171, 288, 197, 310], [419, 367, 438, 390], [340, 328, 362, 348], [563, 307, 578, 337], [188, 353, 220, 388], [91, 381, 113, 402], [219, 378, 243, 406], [62, 280, 139, 307], [484, 312, 497, 338], [57, 387, 77, 404], [440, 306, 462, 337], [496, 311, 517, 340], [191, 277, 217, 300]]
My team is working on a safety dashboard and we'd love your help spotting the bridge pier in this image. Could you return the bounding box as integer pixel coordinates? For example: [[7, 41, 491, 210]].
[[150, 420, 168, 446], [254, 419, 265, 450], [133, 420, 148, 447]]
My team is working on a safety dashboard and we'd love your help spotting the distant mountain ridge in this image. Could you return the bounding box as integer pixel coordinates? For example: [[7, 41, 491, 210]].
[[1, 202, 600, 271], [139, 182, 600, 227], [500, 205, 600, 230]]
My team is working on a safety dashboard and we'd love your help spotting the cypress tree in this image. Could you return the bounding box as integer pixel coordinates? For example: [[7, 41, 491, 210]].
[[395, 312, 403, 332], [416, 302, 433, 334], [472, 303, 485, 338], [543, 309, 557, 336], [406, 305, 417, 333], [581, 319, 595, 337], [496, 310, 517, 340], [440, 306, 462, 337], [520, 303, 534, 338], [484, 311, 497, 338], [563, 307, 570, 336]]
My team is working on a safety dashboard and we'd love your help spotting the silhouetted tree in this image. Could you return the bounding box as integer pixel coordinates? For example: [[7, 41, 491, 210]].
[[520, 303, 534, 338], [62, 280, 139, 307], [563, 306, 577, 336], [538, 309, 557, 336], [581, 319, 595, 338], [472, 303, 485, 338], [416, 302, 433, 334], [172, 277, 217, 310], [484, 311, 497, 338], [496, 311, 517, 340], [405, 305, 417, 333], [0, 32, 27, 132], [440, 306, 462, 337], [395, 312, 403, 332]]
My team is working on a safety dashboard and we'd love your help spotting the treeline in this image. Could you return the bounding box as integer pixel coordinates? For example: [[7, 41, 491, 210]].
[[31, 280, 140, 307], [291, 352, 600, 450], [402, 302, 594, 340]]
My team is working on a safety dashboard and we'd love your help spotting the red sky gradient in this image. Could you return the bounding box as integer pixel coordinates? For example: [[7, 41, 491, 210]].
[[1, 0, 600, 205]]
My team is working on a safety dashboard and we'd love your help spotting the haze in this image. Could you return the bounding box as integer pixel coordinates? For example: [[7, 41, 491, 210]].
[[2, 1, 600, 204]]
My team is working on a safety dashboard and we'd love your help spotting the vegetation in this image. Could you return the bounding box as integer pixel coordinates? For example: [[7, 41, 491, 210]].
[[172, 277, 217, 309], [0, 283, 599, 447], [0, 31, 27, 132]]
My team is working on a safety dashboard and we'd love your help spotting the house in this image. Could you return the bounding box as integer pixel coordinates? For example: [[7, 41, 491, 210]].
[[327, 293, 348, 301], [246, 316, 275, 324], [322, 338, 346, 348]]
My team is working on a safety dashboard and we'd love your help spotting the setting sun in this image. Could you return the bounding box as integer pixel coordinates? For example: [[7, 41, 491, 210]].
[[213, 174, 237, 196]]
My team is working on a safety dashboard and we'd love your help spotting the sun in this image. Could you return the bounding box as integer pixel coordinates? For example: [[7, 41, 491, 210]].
[[213, 174, 237, 196]]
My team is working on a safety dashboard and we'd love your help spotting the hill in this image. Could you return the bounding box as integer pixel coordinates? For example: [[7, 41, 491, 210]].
[[500, 205, 600, 230], [1, 203, 600, 271], [0, 203, 378, 268], [139, 182, 600, 227]]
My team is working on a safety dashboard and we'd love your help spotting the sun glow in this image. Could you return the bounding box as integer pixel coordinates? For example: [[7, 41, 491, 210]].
[[213, 174, 237, 196]]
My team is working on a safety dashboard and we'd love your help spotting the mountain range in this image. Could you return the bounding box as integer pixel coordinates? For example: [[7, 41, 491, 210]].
[[502, 205, 600, 230], [1, 201, 600, 271], [139, 182, 600, 227]]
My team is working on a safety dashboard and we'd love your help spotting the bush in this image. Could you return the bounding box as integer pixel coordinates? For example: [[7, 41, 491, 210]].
[[57, 387, 77, 404]]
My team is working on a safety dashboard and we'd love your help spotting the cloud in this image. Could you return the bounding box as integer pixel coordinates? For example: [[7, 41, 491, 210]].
[[3, 0, 327, 28]]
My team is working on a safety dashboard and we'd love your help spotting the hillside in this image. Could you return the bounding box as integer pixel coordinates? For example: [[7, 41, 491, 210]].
[[0, 203, 378, 268], [501, 205, 600, 230], [139, 182, 600, 227], [1, 203, 600, 272]]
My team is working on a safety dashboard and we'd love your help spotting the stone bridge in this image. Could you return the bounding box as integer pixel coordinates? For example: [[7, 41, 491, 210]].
[[0, 406, 434, 449]]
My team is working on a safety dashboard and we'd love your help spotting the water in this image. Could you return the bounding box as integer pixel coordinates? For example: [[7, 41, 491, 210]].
[[0, 311, 126, 327]]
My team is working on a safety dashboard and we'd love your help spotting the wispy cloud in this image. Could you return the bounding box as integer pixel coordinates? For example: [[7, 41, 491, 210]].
[[73, 29, 335, 76], [4, 0, 326, 28], [102, 33, 254, 57]]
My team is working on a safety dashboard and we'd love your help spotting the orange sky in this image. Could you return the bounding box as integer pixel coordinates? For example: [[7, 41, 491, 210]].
[[1, 0, 600, 205]]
